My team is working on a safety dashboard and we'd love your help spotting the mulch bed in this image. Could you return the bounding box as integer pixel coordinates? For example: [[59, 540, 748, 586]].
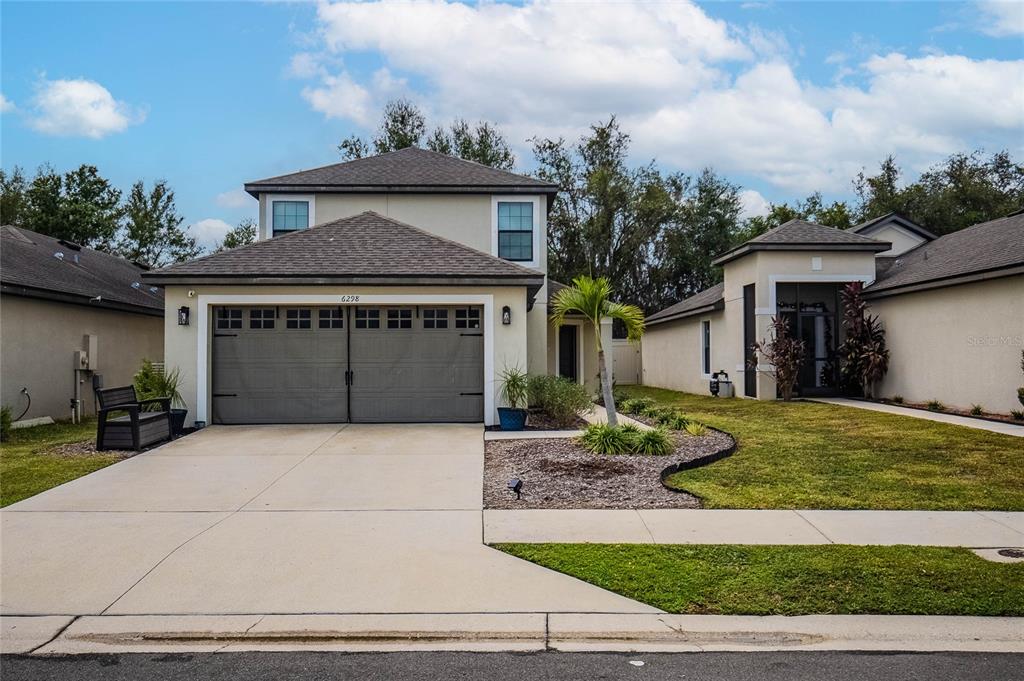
[[46, 440, 138, 458], [484, 410, 588, 432], [484, 428, 733, 509]]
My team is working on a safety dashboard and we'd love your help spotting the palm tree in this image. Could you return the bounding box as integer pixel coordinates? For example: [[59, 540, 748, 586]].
[[550, 275, 645, 426]]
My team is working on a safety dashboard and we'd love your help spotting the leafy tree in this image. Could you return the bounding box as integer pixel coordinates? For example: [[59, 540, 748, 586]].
[[738, 192, 853, 242], [854, 151, 1023, 235], [216, 217, 258, 252], [0, 166, 28, 226], [533, 118, 675, 314], [550, 275, 645, 425], [426, 119, 515, 170], [338, 99, 516, 169], [655, 169, 743, 306], [117, 180, 200, 266], [21, 164, 122, 249]]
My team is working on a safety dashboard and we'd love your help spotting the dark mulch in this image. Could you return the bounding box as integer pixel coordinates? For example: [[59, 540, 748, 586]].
[[484, 410, 588, 432], [484, 428, 733, 509]]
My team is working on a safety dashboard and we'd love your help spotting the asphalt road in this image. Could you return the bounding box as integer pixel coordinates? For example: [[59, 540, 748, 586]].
[[2, 651, 1024, 681]]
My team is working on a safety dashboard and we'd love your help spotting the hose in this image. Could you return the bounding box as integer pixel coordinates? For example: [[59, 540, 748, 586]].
[[16, 388, 31, 421]]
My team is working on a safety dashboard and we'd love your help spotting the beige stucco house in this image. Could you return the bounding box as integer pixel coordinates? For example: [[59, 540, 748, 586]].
[[1, 226, 164, 421], [642, 212, 1024, 415], [143, 148, 611, 427]]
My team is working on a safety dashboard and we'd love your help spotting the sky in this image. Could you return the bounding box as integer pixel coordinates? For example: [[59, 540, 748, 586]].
[[1, 0, 1022, 250]]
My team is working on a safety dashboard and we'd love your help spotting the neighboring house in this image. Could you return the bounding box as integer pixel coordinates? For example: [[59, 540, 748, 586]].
[[1, 226, 164, 421], [143, 148, 611, 426], [642, 212, 1024, 414]]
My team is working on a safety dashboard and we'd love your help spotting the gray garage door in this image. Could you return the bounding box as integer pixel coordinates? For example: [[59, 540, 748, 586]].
[[211, 305, 483, 424]]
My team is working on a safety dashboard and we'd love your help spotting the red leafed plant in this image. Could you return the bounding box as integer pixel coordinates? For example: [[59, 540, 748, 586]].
[[750, 316, 806, 402]]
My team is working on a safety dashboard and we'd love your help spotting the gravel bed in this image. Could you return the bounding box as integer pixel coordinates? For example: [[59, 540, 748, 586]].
[[46, 440, 136, 458], [484, 428, 733, 509]]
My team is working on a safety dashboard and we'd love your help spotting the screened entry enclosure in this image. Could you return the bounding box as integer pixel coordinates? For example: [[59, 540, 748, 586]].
[[211, 305, 484, 424], [775, 283, 846, 397]]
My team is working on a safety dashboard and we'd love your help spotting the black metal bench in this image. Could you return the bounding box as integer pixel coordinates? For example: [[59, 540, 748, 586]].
[[96, 386, 172, 451]]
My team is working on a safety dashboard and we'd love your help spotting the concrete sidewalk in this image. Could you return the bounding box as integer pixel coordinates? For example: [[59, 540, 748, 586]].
[[5, 612, 1023, 654], [810, 397, 1024, 437], [484, 509, 1024, 546]]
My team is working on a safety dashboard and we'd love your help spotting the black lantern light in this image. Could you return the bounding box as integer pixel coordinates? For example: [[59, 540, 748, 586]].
[[502, 305, 511, 325], [178, 306, 190, 326]]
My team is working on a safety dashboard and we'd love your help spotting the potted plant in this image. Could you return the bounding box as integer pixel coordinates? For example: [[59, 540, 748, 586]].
[[135, 360, 188, 436], [497, 365, 530, 431]]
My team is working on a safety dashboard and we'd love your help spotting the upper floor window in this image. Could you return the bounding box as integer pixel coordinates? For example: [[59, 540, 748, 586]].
[[497, 201, 533, 262], [272, 201, 309, 238]]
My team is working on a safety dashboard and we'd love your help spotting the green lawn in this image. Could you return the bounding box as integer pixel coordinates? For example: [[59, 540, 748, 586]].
[[622, 386, 1024, 510], [497, 543, 1024, 616], [1, 419, 121, 507]]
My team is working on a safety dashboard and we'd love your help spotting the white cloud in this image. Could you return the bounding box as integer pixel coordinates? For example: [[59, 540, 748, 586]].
[[299, 0, 1024, 194], [739, 189, 771, 219], [189, 218, 233, 249], [215, 188, 253, 209], [288, 52, 322, 79], [28, 78, 143, 139], [977, 1, 1024, 36], [0, 94, 14, 113]]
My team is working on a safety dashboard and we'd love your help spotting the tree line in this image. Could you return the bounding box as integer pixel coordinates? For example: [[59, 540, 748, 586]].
[[3, 98, 1021, 313]]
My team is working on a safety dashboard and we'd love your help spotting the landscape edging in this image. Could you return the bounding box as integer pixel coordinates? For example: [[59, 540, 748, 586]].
[[659, 426, 737, 499]]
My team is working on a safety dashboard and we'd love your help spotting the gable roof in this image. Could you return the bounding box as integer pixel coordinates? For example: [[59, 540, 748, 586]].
[[848, 212, 937, 241], [1, 225, 163, 315], [143, 211, 545, 298], [645, 282, 725, 326], [865, 211, 1024, 297], [547, 279, 568, 305], [713, 219, 890, 265], [245, 147, 558, 197]]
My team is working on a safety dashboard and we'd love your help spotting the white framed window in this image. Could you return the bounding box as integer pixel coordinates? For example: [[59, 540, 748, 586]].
[[491, 195, 541, 268], [355, 308, 381, 329], [285, 308, 312, 329], [318, 308, 344, 329], [262, 194, 315, 239], [455, 307, 481, 329], [423, 308, 448, 329], [387, 308, 413, 329], [701, 319, 712, 377], [249, 308, 275, 329]]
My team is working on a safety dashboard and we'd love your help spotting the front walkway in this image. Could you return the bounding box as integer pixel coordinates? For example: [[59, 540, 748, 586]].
[[810, 397, 1024, 437], [1, 424, 653, 619], [484, 509, 1024, 546]]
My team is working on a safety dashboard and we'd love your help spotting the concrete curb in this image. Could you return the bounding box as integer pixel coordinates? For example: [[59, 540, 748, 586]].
[[6, 612, 1023, 654]]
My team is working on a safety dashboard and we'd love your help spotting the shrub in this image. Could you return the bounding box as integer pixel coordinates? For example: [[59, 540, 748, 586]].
[[684, 421, 708, 436], [621, 397, 655, 416], [526, 374, 549, 409], [0, 405, 11, 442], [751, 316, 806, 401], [891, 395, 904, 404], [634, 428, 673, 456], [1018, 387, 1024, 409], [668, 414, 690, 431], [926, 400, 945, 412], [534, 376, 592, 428], [1012, 410, 1024, 421], [134, 360, 185, 408], [654, 409, 680, 427], [970, 404, 984, 416], [619, 423, 641, 436], [579, 423, 634, 455]]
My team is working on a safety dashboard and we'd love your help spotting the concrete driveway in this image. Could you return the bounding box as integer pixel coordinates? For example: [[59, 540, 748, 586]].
[[1, 424, 653, 617]]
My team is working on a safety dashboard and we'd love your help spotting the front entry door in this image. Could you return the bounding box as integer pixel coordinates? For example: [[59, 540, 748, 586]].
[[558, 325, 578, 382]]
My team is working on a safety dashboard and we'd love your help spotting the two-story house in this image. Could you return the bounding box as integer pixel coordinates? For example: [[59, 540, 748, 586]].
[[144, 148, 607, 426]]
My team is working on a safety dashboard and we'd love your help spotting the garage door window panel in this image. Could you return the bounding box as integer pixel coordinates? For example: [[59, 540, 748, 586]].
[[250, 308, 275, 329], [216, 308, 242, 330], [423, 308, 448, 329], [286, 308, 312, 329], [455, 307, 481, 329], [387, 308, 413, 329], [318, 308, 344, 329], [355, 308, 381, 329]]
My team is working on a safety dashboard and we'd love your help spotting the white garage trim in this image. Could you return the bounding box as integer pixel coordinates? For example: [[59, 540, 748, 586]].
[[196, 293, 495, 426]]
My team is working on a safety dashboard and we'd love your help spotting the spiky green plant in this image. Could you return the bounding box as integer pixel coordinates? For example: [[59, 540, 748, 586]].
[[634, 428, 673, 456], [579, 423, 634, 455], [551, 275, 645, 427], [684, 421, 708, 436]]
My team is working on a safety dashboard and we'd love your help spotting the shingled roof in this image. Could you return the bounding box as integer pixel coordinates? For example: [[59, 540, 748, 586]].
[[245, 147, 558, 197], [866, 211, 1024, 297], [143, 211, 544, 294], [1, 225, 163, 315], [645, 282, 725, 326], [713, 219, 890, 265], [847, 212, 936, 240]]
